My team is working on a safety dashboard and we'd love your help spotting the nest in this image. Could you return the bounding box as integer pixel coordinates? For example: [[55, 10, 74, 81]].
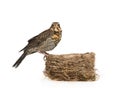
[[44, 52, 96, 81]]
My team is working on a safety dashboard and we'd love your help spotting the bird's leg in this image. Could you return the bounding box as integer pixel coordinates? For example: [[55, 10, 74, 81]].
[[43, 52, 49, 61], [39, 51, 49, 55], [44, 52, 49, 55], [39, 51, 49, 61]]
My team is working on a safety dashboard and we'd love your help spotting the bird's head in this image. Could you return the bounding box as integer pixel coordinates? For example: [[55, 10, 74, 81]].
[[50, 22, 62, 33]]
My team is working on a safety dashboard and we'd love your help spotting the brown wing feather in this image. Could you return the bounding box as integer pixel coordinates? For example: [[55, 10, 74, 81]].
[[20, 29, 53, 51]]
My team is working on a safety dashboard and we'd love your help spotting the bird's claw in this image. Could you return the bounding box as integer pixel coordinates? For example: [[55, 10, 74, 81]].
[[43, 52, 49, 61]]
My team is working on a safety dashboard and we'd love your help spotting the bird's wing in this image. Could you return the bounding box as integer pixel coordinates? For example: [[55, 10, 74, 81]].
[[20, 29, 53, 51]]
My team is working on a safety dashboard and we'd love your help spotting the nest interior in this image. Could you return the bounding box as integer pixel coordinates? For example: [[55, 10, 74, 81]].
[[44, 52, 96, 81]]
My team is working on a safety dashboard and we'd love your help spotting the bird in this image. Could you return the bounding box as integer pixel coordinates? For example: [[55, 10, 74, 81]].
[[13, 22, 62, 68]]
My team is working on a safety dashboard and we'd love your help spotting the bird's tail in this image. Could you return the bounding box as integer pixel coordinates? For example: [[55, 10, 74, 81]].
[[13, 52, 27, 68]]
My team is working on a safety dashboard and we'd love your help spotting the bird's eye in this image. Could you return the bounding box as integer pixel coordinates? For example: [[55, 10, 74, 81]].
[[52, 24, 54, 27], [57, 24, 60, 27]]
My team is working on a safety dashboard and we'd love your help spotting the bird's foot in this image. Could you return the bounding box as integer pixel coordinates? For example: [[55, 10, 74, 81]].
[[43, 52, 49, 61], [43, 55, 46, 61], [39, 51, 49, 61]]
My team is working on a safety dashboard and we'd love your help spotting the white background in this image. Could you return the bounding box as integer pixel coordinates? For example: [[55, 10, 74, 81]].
[[0, 0, 120, 88]]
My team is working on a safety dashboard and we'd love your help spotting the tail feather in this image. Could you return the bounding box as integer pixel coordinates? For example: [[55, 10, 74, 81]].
[[13, 52, 27, 68]]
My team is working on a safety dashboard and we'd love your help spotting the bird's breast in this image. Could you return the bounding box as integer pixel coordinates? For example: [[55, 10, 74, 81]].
[[39, 38, 56, 51], [38, 31, 62, 52], [52, 33, 61, 40]]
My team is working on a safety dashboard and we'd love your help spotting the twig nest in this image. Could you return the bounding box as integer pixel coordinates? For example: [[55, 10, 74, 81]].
[[44, 52, 96, 81]]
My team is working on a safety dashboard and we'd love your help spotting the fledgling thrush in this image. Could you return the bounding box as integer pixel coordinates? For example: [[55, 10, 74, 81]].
[[13, 22, 62, 68]]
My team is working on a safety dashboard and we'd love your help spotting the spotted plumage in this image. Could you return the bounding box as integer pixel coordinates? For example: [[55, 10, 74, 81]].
[[13, 22, 62, 68]]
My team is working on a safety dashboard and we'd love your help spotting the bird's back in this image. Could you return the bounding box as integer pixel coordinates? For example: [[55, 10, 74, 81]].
[[20, 29, 53, 53]]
